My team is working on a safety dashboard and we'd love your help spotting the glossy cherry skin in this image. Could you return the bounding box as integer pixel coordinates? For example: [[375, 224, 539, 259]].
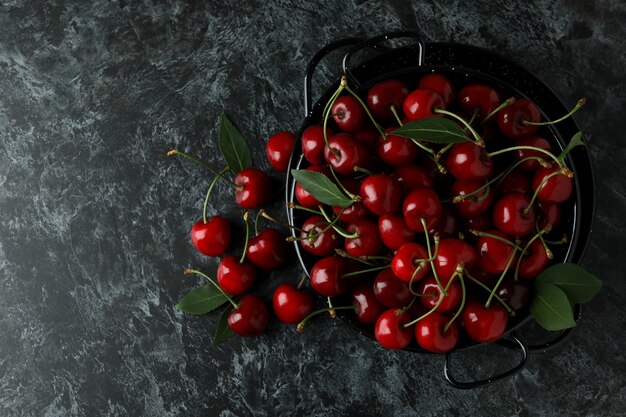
[[537, 202, 561, 231], [309, 256, 347, 297], [476, 230, 518, 275], [496, 281, 531, 312], [246, 228, 288, 271], [217, 256, 257, 296], [367, 79, 409, 123], [234, 168, 272, 209], [497, 170, 531, 195], [492, 192, 536, 237], [352, 283, 385, 324], [299, 215, 340, 257], [462, 301, 509, 343], [434, 239, 477, 285], [374, 269, 412, 308], [377, 129, 418, 167], [403, 89, 445, 121], [497, 98, 541, 140], [324, 133, 369, 175], [295, 165, 331, 208], [391, 242, 429, 283], [301, 125, 332, 165], [515, 135, 552, 171], [360, 174, 402, 216], [532, 165, 573, 204], [415, 312, 459, 353], [518, 239, 550, 279], [447, 142, 493, 182], [266, 131, 295, 172], [402, 187, 442, 232], [272, 283, 315, 324], [374, 309, 413, 350], [378, 214, 416, 251], [331, 179, 369, 223], [344, 219, 383, 257], [452, 181, 494, 218], [227, 295, 270, 337], [190, 216, 231, 257], [332, 95, 366, 132], [457, 84, 500, 119], [392, 165, 433, 193], [435, 205, 460, 237], [419, 73, 455, 106], [419, 275, 461, 313]]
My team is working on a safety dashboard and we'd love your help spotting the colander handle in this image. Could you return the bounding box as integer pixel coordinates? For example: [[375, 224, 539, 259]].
[[443, 334, 529, 389]]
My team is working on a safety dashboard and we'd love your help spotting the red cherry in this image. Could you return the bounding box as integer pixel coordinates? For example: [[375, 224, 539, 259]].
[[434, 205, 460, 237], [295, 165, 331, 208], [492, 192, 536, 237], [403, 89, 445, 121], [352, 283, 385, 324], [532, 165, 573, 204], [344, 219, 383, 257], [378, 214, 416, 251], [518, 239, 550, 279], [266, 131, 295, 172], [419, 73, 455, 106], [360, 174, 402, 216], [496, 281, 531, 312], [497, 98, 541, 140], [374, 309, 412, 350], [418, 275, 461, 313], [462, 301, 509, 343], [301, 125, 332, 165], [392, 165, 433, 193], [476, 230, 518, 275], [447, 142, 493, 182], [377, 129, 418, 167], [391, 242, 429, 283], [537, 202, 561, 231], [190, 216, 231, 257], [309, 256, 347, 297], [234, 168, 272, 209], [373, 269, 412, 308], [497, 169, 531, 195], [434, 239, 477, 285], [452, 181, 494, 218], [246, 228, 288, 271], [298, 215, 341, 257], [272, 283, 315, 324], [217, 256, 256, 296], [324, 133, 369, 175], [402, 187, 442, 232], [457, 84, 501, 119], [515, 136, 552, 171], [331, 178, 369, 223], [332, 96, 366, 132], [415, 312, 459, 353], [367, 79, 409, 123], [227, 295, 269, 337]]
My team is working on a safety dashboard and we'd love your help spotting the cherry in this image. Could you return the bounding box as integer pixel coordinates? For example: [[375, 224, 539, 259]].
[[402, 187, 442, 232], [351, 283, 385, 324], [272, 283, 315, 324], [414, 312, 459, 353], [419, 73, 455, 106], [447, 142, 493, 182], [462, 301, 509, 343], [452, 181, 494, 218], [378, 214, 416, 251], [497, 169, 531, 195], [537, 202, 561, 231], [434, 239, 477, 285], [518, 239, 550, 279], [435, 205, 460, 237], [324, 133, 369, 175], [227, 294, 269, 337], [360, 173, 402, 216], [266, 131, 295, 172], [418, 275, 461, 313], [391, 242, 429, 283], [354, 128, 380, 147], [373, 269, 412, 308], [492, 192, 536, 237], [332, 95, 366, 132], [515, 136, 552, 171], [403, 89, 445, 121], [476, 230, 518, 275], [331, 178, 369, 223], [344, 219, 383, 257], [217, 256, 257, 296], [301, 125, 332, 165], [234, 168, 272, 209], [497, 98, 541, 140], [496, 281, 531, 312], [392, 165, 433, 193], [309, 256, 347, 297], [298, 215, 341, 257], [190, 216, 231, 257], [532, 165, 573, 204], [377, 129, 418, 166], [457, 84, 501, 119], [374, 309, 412, 350], [367, 79, 409, 123], [295, 165, 331, 208], [246, 228, 288, 271]]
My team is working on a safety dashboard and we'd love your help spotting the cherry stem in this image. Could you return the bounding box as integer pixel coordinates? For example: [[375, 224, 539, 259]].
[[184, 268, 238, 309], [334, 249, 376, 266], [296, 305, 354, 333], [286, 203, 323, 216], [253, 210, 261, 236], [202, 167, 230, 223], [409, 139, 443, 168], [543, 234, 568, 245], [537, 233, 554, 260], [444, 274, 466, 332], [322, 79, 345, 153], [403, 273, 458, 328], [421, 218, 446, 296], [436, 143, 455, 160], [319, 206, 358, 238], [260, 210, 302, 233], [481, 97, 516, 125], [328, 167, 360, 201], [487, 145, 563, 168], [523, 98, 586, 126], [341, 264, 390, 278], [296, 275, 307, 290], [464, 272, 514, 315], [167, 150, 241, 189], [469, 229, 523, 251], [344, 84, 386, 137], [433, 108, 484, 147], [327, 297, 336, 318], [408, 260, 428, 296], [390, 104, 403, 126], [239, 212, 251, 264], [514, 228, 548, 280], [485, 250, 518, 308], [523, 170, 564, 214], [353, 166, 373, 175]]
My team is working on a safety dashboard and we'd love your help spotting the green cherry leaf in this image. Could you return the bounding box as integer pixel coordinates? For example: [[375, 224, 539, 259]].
[[535, 262, 602, 303], [175, 284, 228, 315], [219, 113, 252, 172], [391, 117, 470, 144], [530, 283, 577, 331], [213, 303, 236, 344], [559, 132, 585, 159], [290, 169, 353, 207]]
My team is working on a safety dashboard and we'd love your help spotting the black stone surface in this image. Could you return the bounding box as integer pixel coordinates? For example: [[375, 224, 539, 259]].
[[0, 0, 624, 416]]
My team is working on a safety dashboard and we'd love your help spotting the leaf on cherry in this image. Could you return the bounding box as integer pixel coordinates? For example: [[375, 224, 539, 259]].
[[176, 284, 228, 315], [559, 132, 585, 159], [530, 283, 577, 331], [290, 169, 353, 207], [391, 117, 470, 144], [219, 113, 252, 172], [213, 303, 236, 344], [535, 262, 602, 303]]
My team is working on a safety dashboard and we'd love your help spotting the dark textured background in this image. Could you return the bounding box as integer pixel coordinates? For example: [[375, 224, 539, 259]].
[[1, 1, 625, 416]]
